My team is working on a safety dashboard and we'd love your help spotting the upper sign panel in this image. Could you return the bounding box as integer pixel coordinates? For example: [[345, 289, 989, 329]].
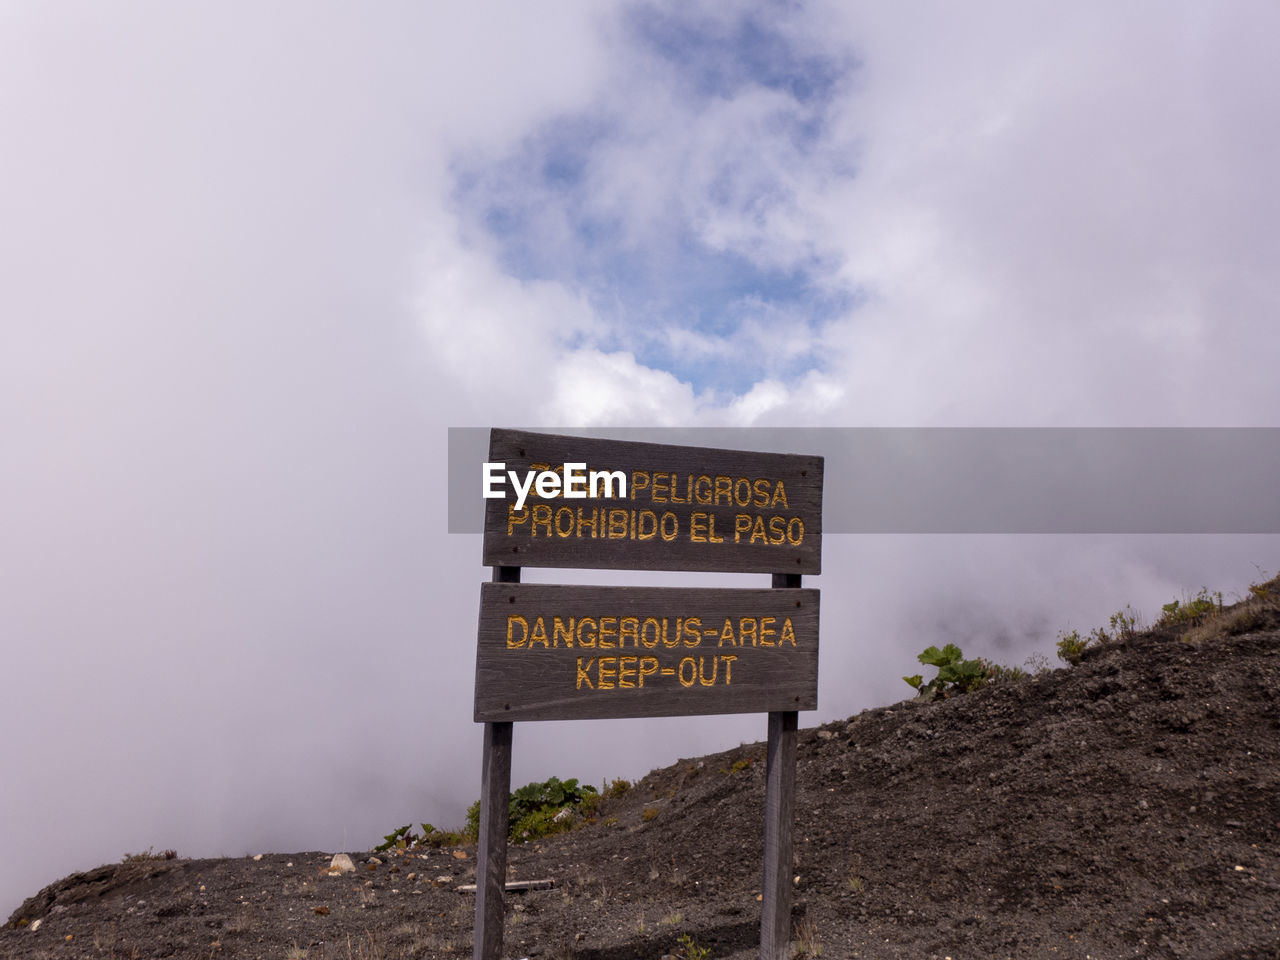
[[481, 429, 823, 574]]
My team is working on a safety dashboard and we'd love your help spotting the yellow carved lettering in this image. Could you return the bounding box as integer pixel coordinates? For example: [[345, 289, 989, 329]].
[[760, 616, 777, 647], [577, 617, 597, 648], [608, 509, 629, 539], [618, 655, 637, 688], [554, 506, 574, 538], [689, 512, 708, 543], [620, 617, 639, 647], [506, 615, 528, 649], [738, 617, 757, 647], [637, 509, 657, 540], [718, 618, 736, 647], [639, 656, 659, 686], [553, 617, 575, 649], [576, 658, 594, 689], [678, 656, 697, 687], [707, 513, 724, 542], [665, 618, 681, 648], [531, 503, 552, 537], [660, 512, 678, 541], [530, 617, 549, 649], [651, 473, 668, 503], [598, 617, 617, 648], [781, 617, 797, 646], [683, 617, 702, 647], [721, 654, 736, 684], [641, 617, 661, 648], [768, 515, 786, 544], [598, 656, 617, 689], [630, 471, 649, 500], [576, 506, 598, 538], [772, 481, 789, 509], [507, 506, 528, 536], [753, 478, 771, 508]]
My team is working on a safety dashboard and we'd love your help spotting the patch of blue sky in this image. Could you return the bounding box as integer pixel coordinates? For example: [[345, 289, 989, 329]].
[[627, 3, 845, 108], [585, 236, 849, 396], [458, 188, 843, 398], [631, 275, 850, 396], [450, 5, 856, 396]]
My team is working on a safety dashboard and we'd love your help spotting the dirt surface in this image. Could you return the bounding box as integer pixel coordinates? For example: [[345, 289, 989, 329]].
[[6, 600, 1280, 960]]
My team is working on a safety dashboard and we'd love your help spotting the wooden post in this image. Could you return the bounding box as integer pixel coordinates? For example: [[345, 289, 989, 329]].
[[761, 572, 801, 960], [474, 566, 518, 960]]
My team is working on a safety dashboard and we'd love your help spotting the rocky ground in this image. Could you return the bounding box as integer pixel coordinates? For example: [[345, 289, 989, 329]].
[[5, 587, 1280, 960]]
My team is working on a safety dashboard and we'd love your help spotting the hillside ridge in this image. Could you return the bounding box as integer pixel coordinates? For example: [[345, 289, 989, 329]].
[[5, 587, 1280, 959]]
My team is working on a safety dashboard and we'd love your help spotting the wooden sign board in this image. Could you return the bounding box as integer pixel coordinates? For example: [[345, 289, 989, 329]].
[[482, 428, 823, 574], [475, 583, 819, 722], [471, 429, 824, 960]]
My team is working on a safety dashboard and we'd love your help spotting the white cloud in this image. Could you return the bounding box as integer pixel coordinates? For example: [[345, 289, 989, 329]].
[[540, 349, 700, 426], [3, 0, 1277, 922]]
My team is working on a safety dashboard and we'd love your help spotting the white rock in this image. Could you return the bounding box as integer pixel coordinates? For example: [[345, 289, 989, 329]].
[[28, 919, 41, 932], [327, 853, 356, 875], [252, 853, 263, 861]]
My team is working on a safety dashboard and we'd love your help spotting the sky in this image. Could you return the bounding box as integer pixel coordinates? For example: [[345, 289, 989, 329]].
[[2, 0, 1279, 916]]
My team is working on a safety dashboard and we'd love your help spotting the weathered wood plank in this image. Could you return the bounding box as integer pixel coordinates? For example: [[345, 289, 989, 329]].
[[473, 566, 518, 960], [482, 429, 823, 574], [760, 709, 798, 960], [474, 583, 819, 722]]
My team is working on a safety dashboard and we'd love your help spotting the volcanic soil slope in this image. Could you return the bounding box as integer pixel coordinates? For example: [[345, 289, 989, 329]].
[[5, 583, 1280, 959]]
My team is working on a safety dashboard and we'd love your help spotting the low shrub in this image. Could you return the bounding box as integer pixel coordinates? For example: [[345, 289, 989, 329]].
[[1156, 587, 1223, 629], [903, 643, 987, 701]]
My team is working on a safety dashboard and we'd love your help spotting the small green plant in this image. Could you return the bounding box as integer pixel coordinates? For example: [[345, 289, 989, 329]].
[[1156, 587, 1223, 628], [1056, 604, 1147, 667], [375, 822, 471, 852], [375, 825, 416, 852], [722, 757, 754, 775], [793, 917, 824, 957], [980, 659, 1026, 684], [508, 776, 598, 842], [604, 777, 632, 798], [393, 775, 596, 851], [641, 806, 659, 822], [1109, 605, 1143, 640], [1056, 629, 1088, 665], [676, 933, 711, 960], [1247, 574, 1274, 603], [903, 643, 986, 700]]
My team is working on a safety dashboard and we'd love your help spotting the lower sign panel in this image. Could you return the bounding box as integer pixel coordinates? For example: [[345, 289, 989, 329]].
[[474, 583, 819, 722]]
